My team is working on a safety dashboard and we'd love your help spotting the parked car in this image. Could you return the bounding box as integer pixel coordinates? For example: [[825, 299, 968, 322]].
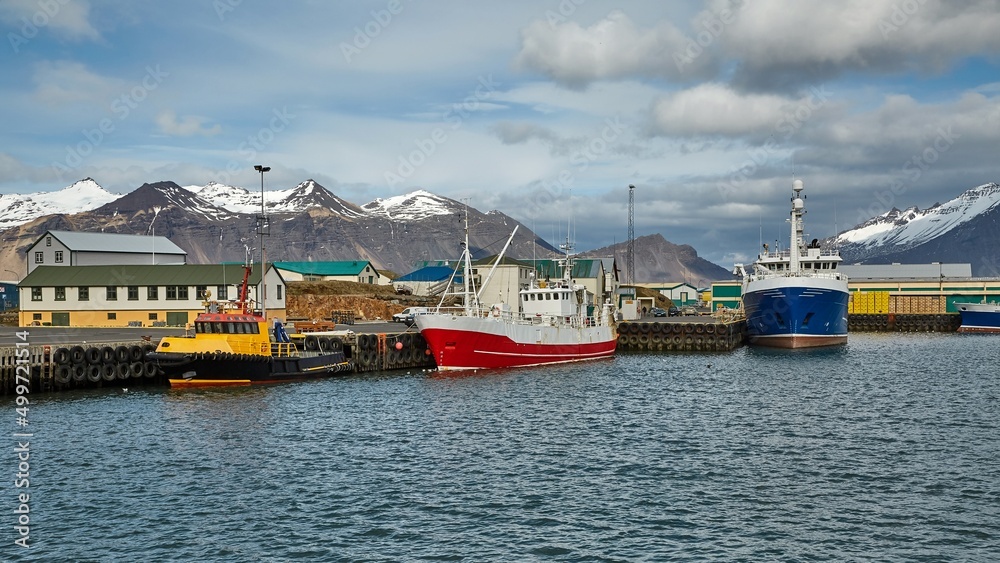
[[667, 306, 680, 317], [651, 307, 667, 317], [680, 305, 698, 316], [392, 307, 428, 325]]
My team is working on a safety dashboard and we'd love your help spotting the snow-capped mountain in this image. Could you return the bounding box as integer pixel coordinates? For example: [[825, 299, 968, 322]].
[[0, 178, 118, 230], [361, 189, 457, 221], [184, 179, 364, 217], [832, 182, 1000, 275]]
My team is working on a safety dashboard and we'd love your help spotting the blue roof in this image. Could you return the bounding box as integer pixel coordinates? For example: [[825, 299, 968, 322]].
[[395, 266, 463, 283]]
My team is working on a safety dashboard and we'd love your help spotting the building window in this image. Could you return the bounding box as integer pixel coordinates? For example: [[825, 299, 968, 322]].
[[55, 287, 66, 301], [46, 236, 51, 247], [148, 286, 158, 300], [128, 286, 139, 300], [32, 313, 42, 320], [276, 285, 283, 300], [34, 252, 43, 264], [166, 286, 176, 300], [31, 288, 42, 301], [216, 285, 228, 300], [148, 313, 158, 321], [196, 285, 208, 300], [178, 286, 188, 299], [106, 286, 117, 300], [166, 286, 189, 300], [107, 312, 117, 320], [55, 251, 63, 263], [78, 287, 89, 301]]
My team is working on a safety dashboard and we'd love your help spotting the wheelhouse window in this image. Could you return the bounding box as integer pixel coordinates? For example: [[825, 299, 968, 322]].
[[55, 287, 66, 301]]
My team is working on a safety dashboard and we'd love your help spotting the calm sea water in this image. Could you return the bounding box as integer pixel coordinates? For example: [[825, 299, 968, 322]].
[[5, 332, 999, 561]]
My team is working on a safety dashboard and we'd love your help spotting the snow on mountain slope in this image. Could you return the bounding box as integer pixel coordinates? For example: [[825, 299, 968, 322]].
[[0, 178, 118, 229], [361, 189, 457, 221], [185, 179, 364, 216], [835, 183, 1000, 250]]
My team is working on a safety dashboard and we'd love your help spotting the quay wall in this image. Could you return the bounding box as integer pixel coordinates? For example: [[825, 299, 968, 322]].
[[617, 320, 747, 352]]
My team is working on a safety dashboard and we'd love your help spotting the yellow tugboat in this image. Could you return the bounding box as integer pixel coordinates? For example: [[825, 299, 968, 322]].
[[147, 260, 351, 388]]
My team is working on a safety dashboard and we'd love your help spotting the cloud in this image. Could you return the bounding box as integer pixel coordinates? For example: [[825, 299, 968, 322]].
[[0, 0, 101, 41], [513, 10, 715, 89], [155, 111, 222, 137], [650, 83, 824, 138], [721, 0, 1000, 91], [32, 61, 120, 106]]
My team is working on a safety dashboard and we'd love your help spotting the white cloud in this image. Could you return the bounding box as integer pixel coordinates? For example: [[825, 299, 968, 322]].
[[722, 0, 1000, 90], [650, 83, 809, 137], [514, 10, 714, 88], [32, 61, 120, 106], [0, 0, 100, 41], [155, 111, 222, 137]]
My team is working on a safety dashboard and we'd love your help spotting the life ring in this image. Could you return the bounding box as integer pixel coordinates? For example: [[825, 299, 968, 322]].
[[53, 348, 71, 366]]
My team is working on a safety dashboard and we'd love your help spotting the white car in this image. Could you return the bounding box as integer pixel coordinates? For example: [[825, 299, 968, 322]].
[[392, 307, 428, 325]]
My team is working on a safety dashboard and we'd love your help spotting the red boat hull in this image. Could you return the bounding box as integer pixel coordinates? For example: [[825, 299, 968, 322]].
[[420, 326, 617, 370]]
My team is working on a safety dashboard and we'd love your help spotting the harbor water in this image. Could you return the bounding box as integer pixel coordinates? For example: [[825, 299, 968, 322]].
[[5, 332, 999, 561]]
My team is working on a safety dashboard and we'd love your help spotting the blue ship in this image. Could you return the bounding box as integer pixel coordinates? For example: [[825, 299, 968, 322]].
[[956, 302, 1000, 333], [735, 179, 849, 348]]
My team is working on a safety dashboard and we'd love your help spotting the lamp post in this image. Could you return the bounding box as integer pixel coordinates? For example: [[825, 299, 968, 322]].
[[254, 165, 271, 320]]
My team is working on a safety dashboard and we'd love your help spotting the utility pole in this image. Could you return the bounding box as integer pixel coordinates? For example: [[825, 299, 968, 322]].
[[627, 184, 635, 287], [254, 164, 271, 320]]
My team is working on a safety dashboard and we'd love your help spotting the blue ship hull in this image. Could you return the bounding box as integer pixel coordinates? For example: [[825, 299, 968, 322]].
[[743, 284, 849, 348], [956, 303, 1000, 333]]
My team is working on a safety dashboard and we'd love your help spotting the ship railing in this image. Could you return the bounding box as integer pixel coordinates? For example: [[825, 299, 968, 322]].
[[746, 271, 847, 282], [431, 305, 607, 327], [271, 342, 299, 357], [758, 248, 841, 260]]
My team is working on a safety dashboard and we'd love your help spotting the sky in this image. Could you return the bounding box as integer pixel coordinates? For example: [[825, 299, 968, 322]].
[[2, 0, 1000, 268]]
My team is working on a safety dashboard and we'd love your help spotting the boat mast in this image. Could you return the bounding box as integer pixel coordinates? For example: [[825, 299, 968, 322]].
[[461, 203, 478, 315], [789, 179, 805, 274]]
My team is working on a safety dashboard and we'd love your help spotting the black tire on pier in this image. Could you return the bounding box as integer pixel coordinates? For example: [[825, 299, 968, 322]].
[[101, 363, 116, 382], [86, 364, 102, 382], [101, 346, 116, 364], [72, 364, 86, 382], [143, 362, 158, 378], [53, 348, 71, 366], [116, 363, 130, 380], [115, 345, 130, 363], [129, 345, 143, 362], [70, 345, 86, 365], [85, 347, 102, 365], [129, 362, 143, 378], [55, 365, 72, 384]]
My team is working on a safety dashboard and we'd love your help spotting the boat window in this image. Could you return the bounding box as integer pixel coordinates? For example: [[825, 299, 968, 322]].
[[545, 293, 551, 300], [225, 323, 236, 334], [196, 322, 205, 333], [250, 323, 259, 334], [212, 322, 223, 333]]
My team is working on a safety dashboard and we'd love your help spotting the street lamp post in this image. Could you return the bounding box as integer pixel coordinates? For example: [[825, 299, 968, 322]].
[[254, 164, 271, 321]]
